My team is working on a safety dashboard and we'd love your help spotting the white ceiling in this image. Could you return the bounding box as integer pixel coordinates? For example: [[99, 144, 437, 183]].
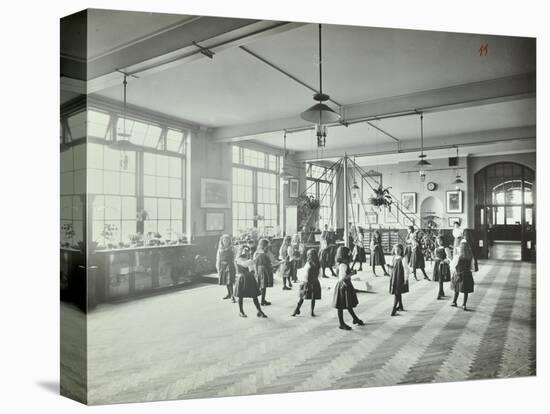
[[95, 22, 535, 129], [69, 11, 535, 162], [247, 97, 535, 152], [86, 10, 191, 60]]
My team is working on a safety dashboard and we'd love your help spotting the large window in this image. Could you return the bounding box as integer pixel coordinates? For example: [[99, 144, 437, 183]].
[[306, 163, 334, 229], [60, 144, 86, 246], [60, 107, 188, 247], [143, 153, 184, 239], [232, 146, 279, 235]]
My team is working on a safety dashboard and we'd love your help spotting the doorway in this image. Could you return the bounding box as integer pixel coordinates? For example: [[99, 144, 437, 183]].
[[474, 162, 535, 262]]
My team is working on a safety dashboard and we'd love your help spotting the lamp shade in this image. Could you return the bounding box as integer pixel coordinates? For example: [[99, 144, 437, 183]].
[[109, 139, 138, 151], [453, 176, 464, 184], [416, 158, 432, 166], [300, 102, 341, 124]]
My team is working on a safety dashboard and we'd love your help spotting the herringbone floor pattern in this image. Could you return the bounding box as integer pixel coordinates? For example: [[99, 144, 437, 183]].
[[76, 259, 535, 404]]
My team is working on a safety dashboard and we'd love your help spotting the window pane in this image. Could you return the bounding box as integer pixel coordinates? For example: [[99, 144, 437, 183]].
[[104, 196, 121, 220], [156, 177, 169, 197], [121, 196, 136, 219], [167, 129, 183, 153], [67, 111, 86, 140], [144, 198, 157, 219], [143, 175, 156, 197], [158, 198, 170, 219], [88, 110, 111, 139], [103, 171, 120, 194]]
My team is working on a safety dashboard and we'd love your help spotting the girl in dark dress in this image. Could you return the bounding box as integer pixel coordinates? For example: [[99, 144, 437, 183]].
[[234, 245, 267, 318], [216, 234, 236, 302], [432, 236, 451, 299], [410, 231, 431, 281], [351, 232, 366, 272], [292, 249, 322, 317], [278, 235, 293, 290], [450, 240, 476, 310], [254, 238, 274, 306], [320, 230, 337, 277], [370, 230, 389, 277], [389, 244, 410, 316], [333, 246, 364, 330]]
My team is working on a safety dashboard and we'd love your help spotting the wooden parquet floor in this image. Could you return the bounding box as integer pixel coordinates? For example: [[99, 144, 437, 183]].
[[74, 259, 535, 404]]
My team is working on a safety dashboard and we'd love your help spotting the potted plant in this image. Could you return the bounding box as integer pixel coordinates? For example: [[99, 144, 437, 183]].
[[61, 223, 75, 247], [297, 194, 321, 230], [368, 184, 393, 210], [101, 223, 118, 249]]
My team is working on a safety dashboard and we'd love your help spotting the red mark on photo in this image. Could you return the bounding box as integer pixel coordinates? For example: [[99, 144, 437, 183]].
[[479, 43, 488, 56]]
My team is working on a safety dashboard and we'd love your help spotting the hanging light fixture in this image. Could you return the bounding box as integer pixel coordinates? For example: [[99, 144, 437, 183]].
[[279, 131, 294, 182], [300, 24, 340, 147], [416, 112, 431, 167], [452, 145, 464, 185], [110, 73, 138, 152]]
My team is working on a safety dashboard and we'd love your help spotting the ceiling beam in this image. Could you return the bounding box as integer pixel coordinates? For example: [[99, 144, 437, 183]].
[[210, 72, 535, 142], [292, 126, 536, 162], [61, 19, 305, 94]]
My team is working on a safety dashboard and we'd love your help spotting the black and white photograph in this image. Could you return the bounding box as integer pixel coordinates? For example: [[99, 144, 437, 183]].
[[56, 7, 539, 406], [2, 2, 544, 413]]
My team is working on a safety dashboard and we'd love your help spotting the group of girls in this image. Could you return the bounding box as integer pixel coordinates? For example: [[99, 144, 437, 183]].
[[216, 234, 271, 318], [293, 243, 364, 330], [216, 225, 478, 326], [217, 233, 365, 330]]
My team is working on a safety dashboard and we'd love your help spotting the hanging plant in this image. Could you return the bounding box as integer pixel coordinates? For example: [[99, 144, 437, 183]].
[[368, 185, 393, 210], [297, 194, 320, 211]]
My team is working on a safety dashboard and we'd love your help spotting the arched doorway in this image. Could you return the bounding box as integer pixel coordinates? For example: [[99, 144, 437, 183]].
[[474, 162, 535, 261]]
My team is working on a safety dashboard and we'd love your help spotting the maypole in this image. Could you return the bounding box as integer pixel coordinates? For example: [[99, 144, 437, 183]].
[[343, 153, 349, 248]]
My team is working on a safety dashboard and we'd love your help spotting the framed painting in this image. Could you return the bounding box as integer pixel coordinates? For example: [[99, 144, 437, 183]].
[[201, 178, 231, 209], [446, 190, 463, 213], [365, 211, 378, 225], [401, 192, 417, 214]]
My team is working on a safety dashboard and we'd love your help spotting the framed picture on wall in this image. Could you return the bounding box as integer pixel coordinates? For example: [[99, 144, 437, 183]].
[[401, 192, 417, 213], [448, 217, 461, 227], [365, 211, 378, 225], [384, 207, 399, 223], [289, 178, 299, 198], [206, 211, 225, 232], [446, 190, 463, 213], [201, 178, 231, 209]]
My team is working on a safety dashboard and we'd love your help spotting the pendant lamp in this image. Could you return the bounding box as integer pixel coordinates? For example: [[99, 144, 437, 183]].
[[110, 73, 138, 151], [300, 24, 340, 147], [452, 145, 464, 184]]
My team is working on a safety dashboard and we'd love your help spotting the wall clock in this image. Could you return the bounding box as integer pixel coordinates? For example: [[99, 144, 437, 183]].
[[427, 182, 437, 191]]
